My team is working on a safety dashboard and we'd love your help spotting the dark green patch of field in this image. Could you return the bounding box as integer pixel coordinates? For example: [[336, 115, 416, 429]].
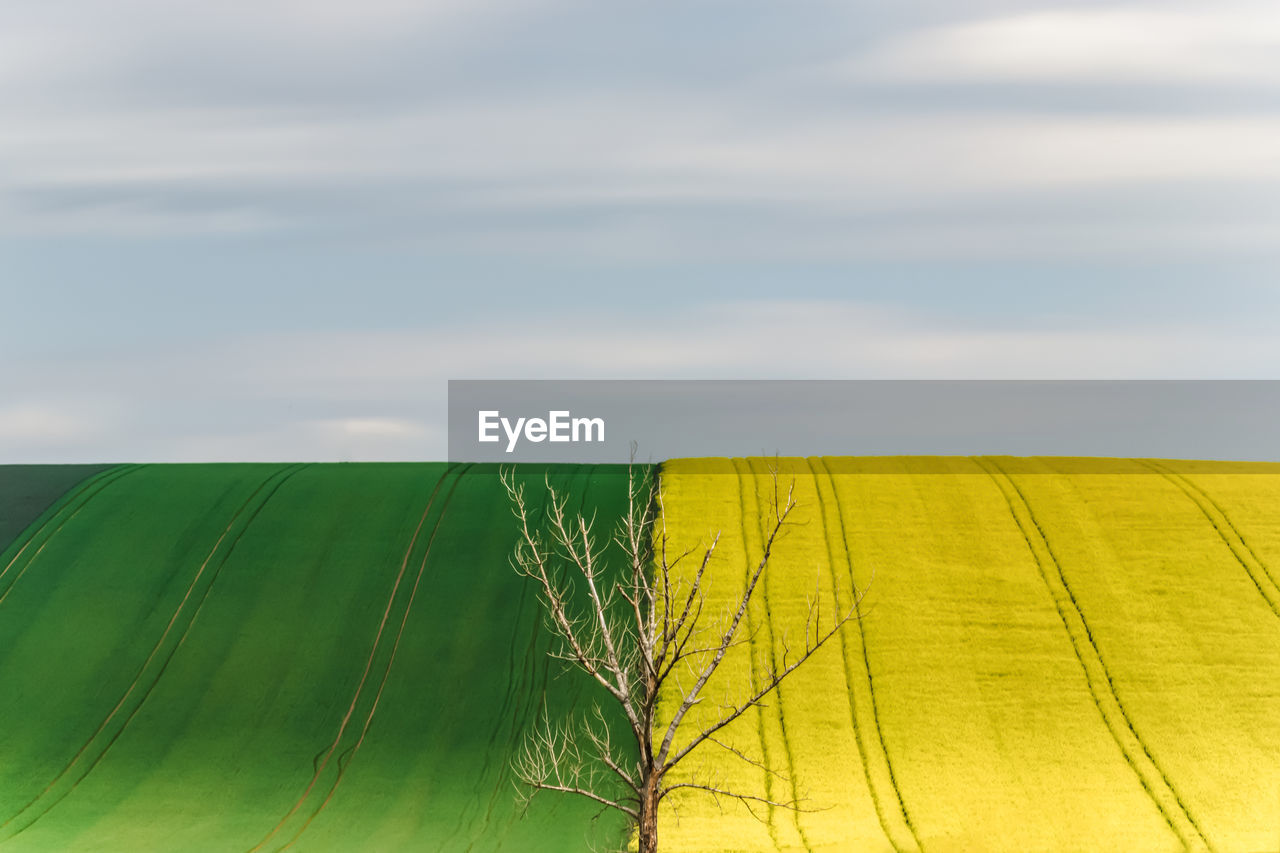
[[0, 463, 635, 852], [0, 465, 113, 555]]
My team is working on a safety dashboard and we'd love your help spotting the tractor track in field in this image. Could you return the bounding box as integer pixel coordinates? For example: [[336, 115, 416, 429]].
[[0, 465, 143, 608], [460, 566, 540, 853], [1140, 460, 1280, 621], [733, 460, 785, 851], [275, 464, 473, 851], [737, 460, 812, 852], [463, 571, 542, 853], [0, 463, 308, 843], [977, 457, 1214, 853], [447, 466, 581, 853], [249, 463, 471, 853], [809, 458, 922, 853], [467, 572, 542, 853], [463, 466, 596, 853]]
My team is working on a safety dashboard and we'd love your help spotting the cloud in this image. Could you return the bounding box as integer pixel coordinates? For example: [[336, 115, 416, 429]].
[[2, 1, 1278, 264], [1, 2, 1275, 464], [0, 0, 543, 72], [14, 97, 1280, 193], [847, 4, 1280, 86], [319, 417, 427, 438], [0, 405, 91, 442], [4, 97, 1279, 262], [153, 417, 438, 463], [0, 402, 118, 461]]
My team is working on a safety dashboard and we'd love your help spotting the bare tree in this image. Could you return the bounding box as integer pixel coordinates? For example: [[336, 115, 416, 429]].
[[501, 463, 864, 853]]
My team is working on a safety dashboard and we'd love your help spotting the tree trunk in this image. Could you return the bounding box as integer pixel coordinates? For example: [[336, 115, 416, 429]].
[[638, 772, 658, 853]]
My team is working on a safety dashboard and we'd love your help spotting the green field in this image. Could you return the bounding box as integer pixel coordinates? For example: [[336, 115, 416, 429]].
[[656, 457, 1280, 853], [0, 463, 634, 853]]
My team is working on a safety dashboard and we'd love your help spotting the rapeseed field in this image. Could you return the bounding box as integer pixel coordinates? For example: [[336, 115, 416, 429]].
[[656, 457, 1280, 853]]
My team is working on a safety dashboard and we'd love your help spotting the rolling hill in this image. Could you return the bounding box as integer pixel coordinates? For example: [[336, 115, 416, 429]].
[[4, 457, 1278, 851]]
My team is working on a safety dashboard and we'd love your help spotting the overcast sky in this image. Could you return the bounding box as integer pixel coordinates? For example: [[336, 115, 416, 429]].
[[4, 0, 1279, 462]]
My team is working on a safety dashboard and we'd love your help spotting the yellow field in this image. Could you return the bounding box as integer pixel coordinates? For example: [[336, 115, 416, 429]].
[[655, 457, 1280, 853]]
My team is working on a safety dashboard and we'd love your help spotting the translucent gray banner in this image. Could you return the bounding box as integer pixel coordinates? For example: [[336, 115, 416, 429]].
[[447, 380, 1280, 472]]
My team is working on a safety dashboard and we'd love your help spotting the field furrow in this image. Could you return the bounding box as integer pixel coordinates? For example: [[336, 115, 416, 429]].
[[246, 465, 457, 853], [734, 459, 804, 851], [276, 465, 473, 852], [810, 457, 920, 853], [1010, 459, 1280, 852], [1140, 460, 1280, 617], [976, 458, 1207, 851]]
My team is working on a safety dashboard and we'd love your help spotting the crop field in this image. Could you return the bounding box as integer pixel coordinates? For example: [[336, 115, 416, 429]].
[[656, 457, 1280, 853], [0, 463, 634, 853], [4, 457, 1279, 852]]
